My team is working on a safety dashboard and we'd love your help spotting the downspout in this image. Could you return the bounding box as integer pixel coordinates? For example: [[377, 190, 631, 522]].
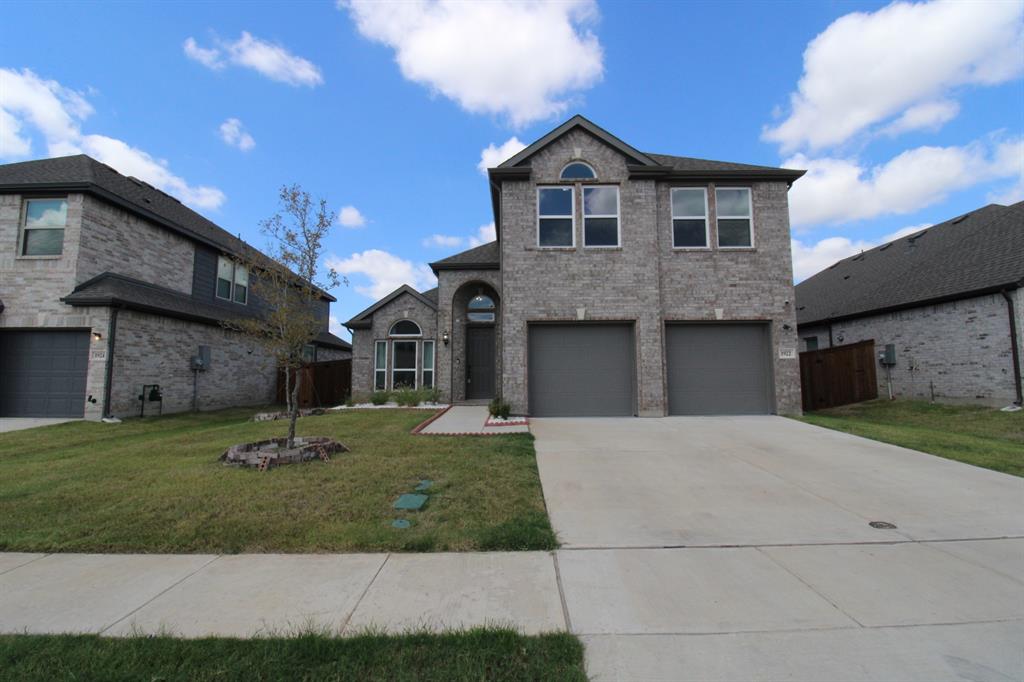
[[102, 306, 119, 418], [1001, 288, 1023, 406]]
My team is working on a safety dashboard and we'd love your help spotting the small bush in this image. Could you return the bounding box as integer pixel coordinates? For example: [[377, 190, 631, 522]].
[[392, 388, 421, 407], [370, 391, 391, 406], [422, 387, 441, 404], [488, 398, 511, 420]]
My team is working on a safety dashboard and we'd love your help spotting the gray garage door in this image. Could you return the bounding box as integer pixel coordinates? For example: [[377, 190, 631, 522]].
[[0, 330, 90, 417], [666, 323, 772, 415], [528, 324, 635, 417]]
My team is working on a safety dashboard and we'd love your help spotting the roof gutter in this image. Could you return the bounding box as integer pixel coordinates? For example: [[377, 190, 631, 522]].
[[1002, 288, 1023, 406]]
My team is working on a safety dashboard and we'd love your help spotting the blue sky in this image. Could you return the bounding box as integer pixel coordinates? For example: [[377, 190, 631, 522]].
[[2, 0, 1021, 339]]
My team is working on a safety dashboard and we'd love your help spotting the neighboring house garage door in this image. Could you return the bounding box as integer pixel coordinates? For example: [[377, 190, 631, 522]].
[[0, 330, 90, 418], [528, 323, 635, 417], [666, 323, 772, 415]]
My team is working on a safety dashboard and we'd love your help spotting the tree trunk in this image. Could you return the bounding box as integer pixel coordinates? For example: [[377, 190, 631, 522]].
[[287, 366, 302, 449], [284, 366, 293, 415]]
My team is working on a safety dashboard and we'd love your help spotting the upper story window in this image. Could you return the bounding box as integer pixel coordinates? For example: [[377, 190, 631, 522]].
[[560, 162, 596, 180], [467, 294, 496, 323], [671, 188, 709, 248], [537, 187, 574, 247], [216, 256, 248, 304], [389, 320, 422, 337], [21, 198, 67, 256], [583, 186, 619, 247], [715, 188, 753, 248]]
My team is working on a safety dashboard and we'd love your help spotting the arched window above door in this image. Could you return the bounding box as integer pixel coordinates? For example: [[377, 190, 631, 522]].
[[467, 294, 495, 323]]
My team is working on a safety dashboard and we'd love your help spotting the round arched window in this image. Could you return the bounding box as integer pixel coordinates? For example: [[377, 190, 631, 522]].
[[389, 320, 422, 336], [560, 162, 596, 180], [467, 295, 496, 323]]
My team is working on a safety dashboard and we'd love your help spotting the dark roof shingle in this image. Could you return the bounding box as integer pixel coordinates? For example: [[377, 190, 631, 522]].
[[429, 241, 499, 273], [795, 202, 1024, 326]]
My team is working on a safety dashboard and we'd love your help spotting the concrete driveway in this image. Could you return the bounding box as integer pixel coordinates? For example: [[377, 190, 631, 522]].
[[0, 418, 79, 434], [533, 416, 1024, 681]]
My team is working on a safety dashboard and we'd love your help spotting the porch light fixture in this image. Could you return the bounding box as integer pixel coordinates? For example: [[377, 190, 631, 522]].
[[442, 330, 450, 346], [92, 331, 102, 342]]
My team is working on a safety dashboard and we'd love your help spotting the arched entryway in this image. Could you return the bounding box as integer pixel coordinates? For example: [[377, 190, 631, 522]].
[[451, 282, 500, 402]]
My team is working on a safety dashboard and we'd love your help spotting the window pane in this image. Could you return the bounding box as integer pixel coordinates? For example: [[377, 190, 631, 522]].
[[390, 320, 421, 336], [233, 283, 247, 304], [25, 199, 67, 228], [583, 187, 617, 215], [216, 278, 232, 299], [375, 341, 387, 369], [560, 162, 595, 180], [539, 218, 573, 246], [718, 219, 752, 247], [716, 188, 750, 217], [422, 341, 434, 370], [392, 371, 416, 389], [422, 371, 433, 389], [804, 337, 819, 351], [375, 371, 386, 390], [22, 228, 64, 256], [234, 266, 248, 286], [467, 311, 495, 322], [394, 341, 416, 370], [585, 217, 618, 246], [302, 344, 316, 362], [672, 189, 706, 217], [217, 256, 234, 280], [673, 219, 707, 247], [539, 187, 572, 215], [468, 295, 494, 310]]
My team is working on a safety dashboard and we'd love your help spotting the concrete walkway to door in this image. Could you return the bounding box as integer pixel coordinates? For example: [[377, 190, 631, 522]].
[[532, 415, 1024, 681]]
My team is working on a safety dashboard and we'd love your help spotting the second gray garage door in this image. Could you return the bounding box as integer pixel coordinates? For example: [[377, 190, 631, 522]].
[[528, 324, 635, 417], [666, 323, 772, 415], [0, 330, 90, 417]]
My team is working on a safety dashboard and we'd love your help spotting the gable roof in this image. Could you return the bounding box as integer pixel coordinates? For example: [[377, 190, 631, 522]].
[[795, 202, 1024, 327], [429, 241, 499, 274], [0, 154, 335, 302], [343, 284, 438, 329], [499, 115, 658, 169]]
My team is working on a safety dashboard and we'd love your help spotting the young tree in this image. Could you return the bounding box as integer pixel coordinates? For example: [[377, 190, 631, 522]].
[[227, 184, 341, 447]]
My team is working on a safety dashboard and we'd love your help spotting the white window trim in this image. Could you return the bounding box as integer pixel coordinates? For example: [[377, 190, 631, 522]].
[[374, 340, 388, 391], [391, 339, 419, 390], [536, 186, 576, 248], [583, 185, 621, 248], [559, 161, 596, 181], [18, 197, 68, 259], [388, 320, 423, 337], [216, 255, 249, 305], [422, 340, 435, 388], [715, 187, 755, 249], [670, 187, 710, 249]]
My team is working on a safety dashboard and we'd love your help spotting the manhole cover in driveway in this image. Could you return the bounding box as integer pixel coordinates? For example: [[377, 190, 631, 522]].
[[869, 521, 898, 529]]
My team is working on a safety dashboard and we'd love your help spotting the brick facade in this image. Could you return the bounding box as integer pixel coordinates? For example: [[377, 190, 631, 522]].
[[350, 291, 438, 400], [799, 290, 1023, 406]]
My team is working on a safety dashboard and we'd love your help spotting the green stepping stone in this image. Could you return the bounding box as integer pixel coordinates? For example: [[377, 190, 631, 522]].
[[392, 519, 411, 529], [393, 493, 428, 511], [415, 479, 433, 491]]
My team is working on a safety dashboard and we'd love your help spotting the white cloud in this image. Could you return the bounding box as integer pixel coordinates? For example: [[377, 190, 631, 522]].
[[0, 68, 225, 210], [338, 205, 367, 228], [791, 223, 931, 281], [468, 222, 496, 247], [764, 0, 1024, 153], [343, 0, 603, 127], [785, 135, 1023, 227], [328, 315, 347, 337], [183, 32, 324, 87], [478, 136, 526, 173], [422, 233, 464, 248], [326, 249, 436, 300], [218, 117, 255, 151], [183, 37, 224, 69]]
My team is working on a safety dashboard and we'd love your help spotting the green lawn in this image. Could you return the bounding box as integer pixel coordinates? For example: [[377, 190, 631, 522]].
[[0, 628, 586, 682], [0, 408, 556, 553], [797, 399, 1024, 477]]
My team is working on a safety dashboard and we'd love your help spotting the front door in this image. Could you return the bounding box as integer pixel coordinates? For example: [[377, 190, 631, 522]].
[[466, 326, 495, 400]]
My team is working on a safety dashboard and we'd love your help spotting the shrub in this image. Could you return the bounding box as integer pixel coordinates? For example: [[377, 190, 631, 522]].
[[488, 398, 511, 420], [422, 387, 442, 404], [370, 391, 391, 406], [392, 388, 420, 407]]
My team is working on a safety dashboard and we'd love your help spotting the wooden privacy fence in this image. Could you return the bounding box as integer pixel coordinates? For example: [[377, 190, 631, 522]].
[[799, 340, 878, 411], [276, 359, 351, 408]]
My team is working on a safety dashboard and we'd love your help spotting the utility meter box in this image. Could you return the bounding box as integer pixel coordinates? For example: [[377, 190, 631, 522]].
[[880, 344, 896, 366], [191, 345, 211, 371]]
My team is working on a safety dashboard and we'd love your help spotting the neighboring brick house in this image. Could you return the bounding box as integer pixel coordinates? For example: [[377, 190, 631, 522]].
[[0, 155, 350, 420], [796, 202, 1024, 407], [346, 116, 805, 416]]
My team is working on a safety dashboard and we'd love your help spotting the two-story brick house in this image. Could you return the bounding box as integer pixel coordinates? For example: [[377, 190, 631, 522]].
[[346, 116, 804, 416], [0, 154, 350, 420]]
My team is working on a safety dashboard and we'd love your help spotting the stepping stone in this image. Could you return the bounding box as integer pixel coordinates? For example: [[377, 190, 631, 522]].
[[415, 479, 433, 491], [392, 519, 411, 529], [393, 493, 428, 511]]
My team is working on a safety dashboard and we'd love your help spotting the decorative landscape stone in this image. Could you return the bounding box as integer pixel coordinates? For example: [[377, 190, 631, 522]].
[[220, 436, 347, 470], [252, 408, 326, 422]]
